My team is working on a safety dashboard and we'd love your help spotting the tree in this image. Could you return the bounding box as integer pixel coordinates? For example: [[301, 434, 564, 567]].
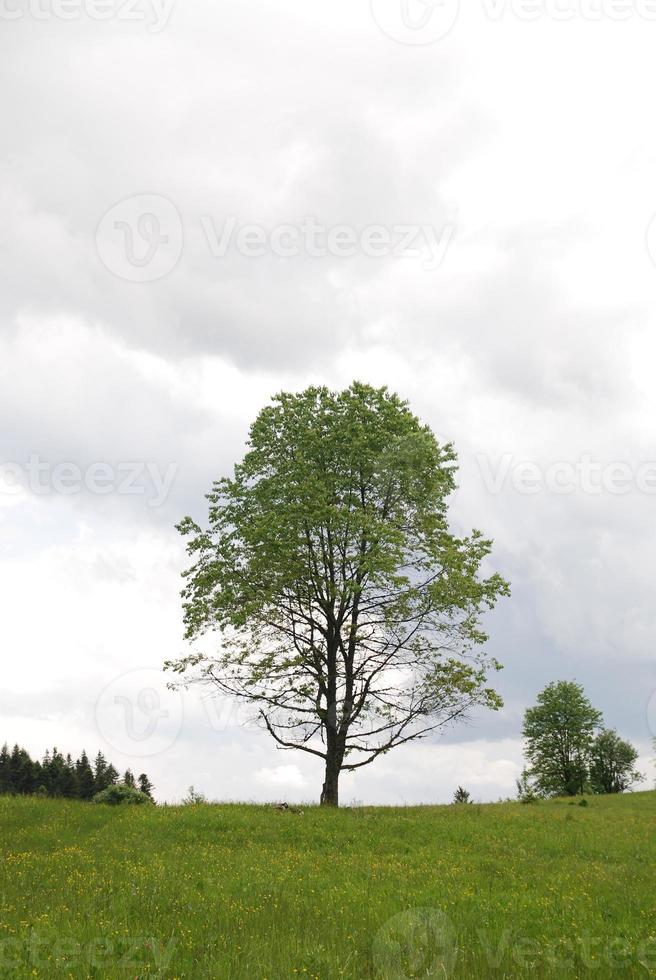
[[523, 681, 602, 797], [123, 769, 136, 789], [589, 729, 643, 794], [93, 752, 111, 793], [60, 754, 79, 798], [167, 382, 509, 806], [515, 767, 540, 804], [138, 774, 154, 800], [0, 744, 11, 793], [182, 785, 207, 805], [44, 748, 68, 797], [9, 745, 36, 795], [75, 751, 96, 800], [452, 786, 472, 804], [105, 764, 119, 786], [94, 753, 119, 794]]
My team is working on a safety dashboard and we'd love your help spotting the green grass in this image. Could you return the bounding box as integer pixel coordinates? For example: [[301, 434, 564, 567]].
[[0, 792, 655, 978]]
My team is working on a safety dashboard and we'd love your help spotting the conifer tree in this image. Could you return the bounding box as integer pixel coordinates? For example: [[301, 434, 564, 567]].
[[0, 744, 10, 793], [105, 764, 119, 786], [93, 752, 111, 793], [138, 773, 154, 800], [75, 751, 96, 800]]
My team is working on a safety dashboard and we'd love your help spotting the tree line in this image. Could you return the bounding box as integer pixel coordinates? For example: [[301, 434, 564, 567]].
[[0, 744, 154, 801]]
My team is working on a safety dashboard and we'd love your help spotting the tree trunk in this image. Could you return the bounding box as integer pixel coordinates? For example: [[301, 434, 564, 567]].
[[320, 753, 340, 807], [321, 641, 341, 807]]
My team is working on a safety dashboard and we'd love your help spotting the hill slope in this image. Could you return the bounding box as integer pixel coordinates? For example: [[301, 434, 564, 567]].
[[0, 792, 654, 978]]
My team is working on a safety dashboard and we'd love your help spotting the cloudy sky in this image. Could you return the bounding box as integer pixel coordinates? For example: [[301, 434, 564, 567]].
[[2, 0, 655, 804]]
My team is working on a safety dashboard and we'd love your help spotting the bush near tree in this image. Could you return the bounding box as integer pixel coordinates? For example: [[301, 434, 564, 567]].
[[92, 784, 153, 806]]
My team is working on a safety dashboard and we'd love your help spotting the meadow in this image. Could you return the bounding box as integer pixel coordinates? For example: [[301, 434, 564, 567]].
[[0, 791, 654, 978]]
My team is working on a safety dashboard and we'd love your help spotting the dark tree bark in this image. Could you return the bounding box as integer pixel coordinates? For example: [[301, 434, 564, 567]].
[[320, 756, 340, 807]]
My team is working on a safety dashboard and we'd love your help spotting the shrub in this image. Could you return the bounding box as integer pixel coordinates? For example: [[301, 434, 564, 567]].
[[452, 786, 473, 804], [92, 783, 153, 806]]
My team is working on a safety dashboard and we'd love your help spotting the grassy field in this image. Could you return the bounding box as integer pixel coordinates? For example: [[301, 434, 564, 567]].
[[0, 792, 654, 978]]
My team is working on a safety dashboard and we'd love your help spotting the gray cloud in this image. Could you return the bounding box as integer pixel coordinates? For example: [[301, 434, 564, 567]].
[[1, 1, 655, 802]]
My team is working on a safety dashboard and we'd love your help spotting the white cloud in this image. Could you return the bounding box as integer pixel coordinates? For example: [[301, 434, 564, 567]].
[[255, 766, 308, 790]]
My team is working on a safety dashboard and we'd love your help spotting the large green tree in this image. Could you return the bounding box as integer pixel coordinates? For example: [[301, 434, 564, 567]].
[[523, 681, 602, 797], [167, 383, 509, 805]]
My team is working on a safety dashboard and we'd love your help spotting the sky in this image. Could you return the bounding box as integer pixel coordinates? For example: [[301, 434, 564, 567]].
[[1, 0, 655, 804]]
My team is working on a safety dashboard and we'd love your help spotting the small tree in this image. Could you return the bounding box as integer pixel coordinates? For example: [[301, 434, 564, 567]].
[[75, 751, 96, 800], [452, 786, 472, 804], [123, 769, 136, 789], [93, 752, 112, 793], [105, 764, 119, 786], [61, 754, 79, 798], [44, 748, 68, 797], [167, 383, 509, 806], [515, 767, 539, 804], [0, 744, 11, 794], [589, 729, 643, 794], [182, 785, 207, 805], [8, 744, 37, 795], [138, 774, 155, 800], [523, 681, 602, 797]]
